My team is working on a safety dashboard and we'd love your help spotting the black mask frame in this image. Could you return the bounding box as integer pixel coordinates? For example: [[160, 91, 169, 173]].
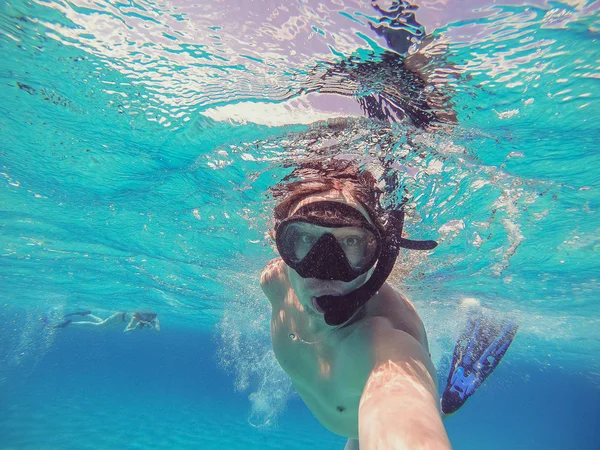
[[275, 201, 382, 282]]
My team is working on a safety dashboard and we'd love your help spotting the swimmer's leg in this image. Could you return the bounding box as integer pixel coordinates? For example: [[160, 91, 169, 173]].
[[68, 313, 127, 329], [344, 439, 359, 450], [63, 311, 102, 323], [441, 303, 518, 415], [67, 320, 103, 328], [100, 312, 127, 326], [63, 310, 92, 318]]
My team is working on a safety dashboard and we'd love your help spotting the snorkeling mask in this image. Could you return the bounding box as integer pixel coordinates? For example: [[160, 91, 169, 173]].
[[275, 200, 438, 326]]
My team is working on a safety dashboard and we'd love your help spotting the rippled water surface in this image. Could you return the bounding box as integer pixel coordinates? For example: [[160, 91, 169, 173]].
[[1, 0, 599, 448]]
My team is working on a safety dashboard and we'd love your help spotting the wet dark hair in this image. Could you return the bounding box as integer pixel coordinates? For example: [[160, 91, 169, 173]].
[[133, 312, 157, 321], [270, 158, 385, 237]]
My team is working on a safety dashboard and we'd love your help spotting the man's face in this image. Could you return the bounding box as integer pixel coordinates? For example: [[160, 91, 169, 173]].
[[283, 189, 376, 317]]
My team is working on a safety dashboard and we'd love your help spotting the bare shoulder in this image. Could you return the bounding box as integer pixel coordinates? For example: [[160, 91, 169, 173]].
[[260, 258, 282, 285], [260, 258, 287, 304], [339, 313, 435, 388], [364, 283, 429, 351]]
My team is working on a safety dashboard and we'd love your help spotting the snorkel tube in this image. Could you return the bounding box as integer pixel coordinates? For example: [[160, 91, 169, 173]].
[[315, 210, 437, 326]]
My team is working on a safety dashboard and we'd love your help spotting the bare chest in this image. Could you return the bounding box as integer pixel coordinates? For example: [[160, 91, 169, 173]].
[[270, 307, 369, 438]]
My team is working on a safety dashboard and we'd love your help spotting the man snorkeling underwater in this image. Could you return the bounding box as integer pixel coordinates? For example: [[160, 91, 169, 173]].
[[260, 157, 517, 449], [254, 2, 518, 446], [50, 311, 160, 333]]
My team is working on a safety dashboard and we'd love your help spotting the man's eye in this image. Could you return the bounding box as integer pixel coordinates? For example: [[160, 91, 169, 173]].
[[344, 237, 360, 247], [300, 234, 315, 244]]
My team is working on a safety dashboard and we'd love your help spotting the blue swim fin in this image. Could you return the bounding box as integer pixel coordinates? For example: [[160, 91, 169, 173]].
[[52, 319, 72, 329], [441, 311, 518, 415]]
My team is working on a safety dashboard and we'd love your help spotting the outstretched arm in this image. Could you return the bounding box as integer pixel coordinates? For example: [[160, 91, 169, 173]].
[[124, 317, 139, 332], [358, 318, 451, 450]]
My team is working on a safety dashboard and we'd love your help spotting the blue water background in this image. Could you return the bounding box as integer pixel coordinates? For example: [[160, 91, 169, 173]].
[[1, 0, 600, 448], [1, 314, 598, 449]]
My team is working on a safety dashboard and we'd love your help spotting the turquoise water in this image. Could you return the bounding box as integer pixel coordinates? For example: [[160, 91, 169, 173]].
[[1, 0, 599, 449]]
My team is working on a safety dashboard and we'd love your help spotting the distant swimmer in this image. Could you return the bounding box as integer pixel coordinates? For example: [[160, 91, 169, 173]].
[[51, 311, 160, 333]]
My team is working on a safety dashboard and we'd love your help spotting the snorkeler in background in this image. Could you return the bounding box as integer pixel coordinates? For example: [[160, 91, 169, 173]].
[[260, 154, 517, 449], [50, 311, 160, 333]]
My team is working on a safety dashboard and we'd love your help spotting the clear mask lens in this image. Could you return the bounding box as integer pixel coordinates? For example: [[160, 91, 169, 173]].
[[280, 222, 378, 270]]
